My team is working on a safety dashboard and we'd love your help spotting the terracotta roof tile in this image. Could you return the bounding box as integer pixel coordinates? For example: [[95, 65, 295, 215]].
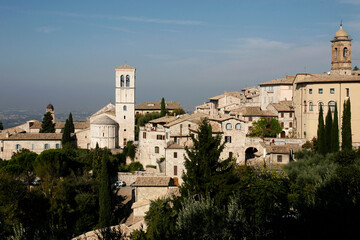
[[134, 176, 173, 187], [268, 101, 294, 112], [115, 64, 135, 69], [0, 132, 63, 140], [260, 75, 295, 86], [294, 73, 360, 84], [135, 102, 181, 111]]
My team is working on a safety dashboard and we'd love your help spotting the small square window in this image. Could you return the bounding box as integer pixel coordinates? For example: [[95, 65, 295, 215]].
[[309, 89, 312, 94], [174, 152, 177, 158], [330, 88, 335, 94], [319, 88, 323, 94], [277, 155, 282, 162]]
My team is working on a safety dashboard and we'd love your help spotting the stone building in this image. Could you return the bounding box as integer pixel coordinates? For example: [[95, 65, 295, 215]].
[[135, 102, 181, 115], [293, 26, 360, 143], [266, 101, 294, 138], [259, 75, 294, 110]]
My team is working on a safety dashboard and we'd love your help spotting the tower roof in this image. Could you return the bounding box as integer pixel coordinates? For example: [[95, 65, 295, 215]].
[[334, 26, 349, 40], [46, 104, 54, 111], [115, 64, 135, 70], [91, 115, 118, 125]]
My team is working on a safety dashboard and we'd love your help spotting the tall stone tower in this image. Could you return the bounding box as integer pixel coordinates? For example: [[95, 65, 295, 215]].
[[331, 24, 352, 75], [115, 64, 135, 147]]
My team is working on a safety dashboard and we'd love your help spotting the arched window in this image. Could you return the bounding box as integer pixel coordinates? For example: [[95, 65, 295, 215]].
[[344, 47, 348, 57], [120, 75, 124, 87], [309, 102, 313, 111], [335, 48, 338, 58], [126, 75, 130, 87], [123, 105, 127, 111], [226, 123, 232, 129], [235, 123, 241, 130], [15, 144, 21, 150], [329, 101, 336, 112], [318, 102, 324, 112]]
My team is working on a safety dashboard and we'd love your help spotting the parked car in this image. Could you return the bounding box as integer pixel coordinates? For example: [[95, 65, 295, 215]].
[[31, 179, 41, 186], [113, 181, 126, 187]]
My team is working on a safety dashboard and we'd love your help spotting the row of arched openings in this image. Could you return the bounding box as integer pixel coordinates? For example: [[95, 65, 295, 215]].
[[335, 47, 348, 58], [304, 101, 336, 112], [120, 75, 130, 87], [225, 123, 242, 130]]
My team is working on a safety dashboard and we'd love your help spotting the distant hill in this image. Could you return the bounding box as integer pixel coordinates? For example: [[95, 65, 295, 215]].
[[0, 110, 92, 129]]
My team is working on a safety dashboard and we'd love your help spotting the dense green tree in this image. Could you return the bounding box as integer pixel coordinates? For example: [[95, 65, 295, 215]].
[[68, 112, 75, 133], [250, 117, 282, 138], [353, 65, 359, 71], [123, 141, 137, 161], [160, 97, 166, 117], [331, 103, 340, 152], [99, 152, 112, 228], [0, 121, 3, 130], [135, 112, 162, 140], [6, 151, 38, 190], [180, 119, 237, 205], [325, 107, 333, 153], [317, 104, 326, 155], [342, 98, 352, 151], [39, 111, 55, 133], [145, 198, 177, 240], [176, 196, 222, 240]]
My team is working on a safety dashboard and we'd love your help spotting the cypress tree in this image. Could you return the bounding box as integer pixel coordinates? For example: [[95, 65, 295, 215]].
[[325, 107, 332, 153], [160, 97, 166, 117], [61, 119, 71, 146], [68, 112, 75, 133], [342, 98, 352, 151], [39, 112, 55, 133], [331, 102, 339, 152], [317, 105, 326, 155], [0, 121, 3, 130], [98, 152, 112, 228], [180, 119, 236, 205]]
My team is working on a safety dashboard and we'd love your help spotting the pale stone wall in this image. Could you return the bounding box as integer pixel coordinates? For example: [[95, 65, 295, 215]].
[[76, 129, 90, 149], [0, 139, 62, 160], [293, 80, 360, 143], [90, 123, 117, 149], [269, 153, 290, 164], [260, 85, 293, 110], [138, 125, 167, 170], [218, 119, 249, 164], [136, 187, 170, 202], [165, 148, 186, 184]]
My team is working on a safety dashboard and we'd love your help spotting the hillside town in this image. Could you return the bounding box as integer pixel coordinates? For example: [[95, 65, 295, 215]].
[[1, 25, 360, 239]]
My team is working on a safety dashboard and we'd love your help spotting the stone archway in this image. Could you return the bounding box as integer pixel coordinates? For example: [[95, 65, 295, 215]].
[[245, 147, 258, 164]]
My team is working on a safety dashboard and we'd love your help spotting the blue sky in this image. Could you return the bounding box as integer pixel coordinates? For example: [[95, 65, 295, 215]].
[[1, 0, 360, 113]]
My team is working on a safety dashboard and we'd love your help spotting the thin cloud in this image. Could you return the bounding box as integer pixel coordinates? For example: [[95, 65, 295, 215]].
[[194, 37, 292, 55], [96, 24, 133, 33], [48, 11, 205, 26], [36, 26, 59, 33], [339, 0, 360, 5], [119, 16, 204, 25]]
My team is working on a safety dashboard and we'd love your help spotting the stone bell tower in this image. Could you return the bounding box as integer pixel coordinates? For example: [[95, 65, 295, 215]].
[[115, 64, 135, 147], [331, 24, 352, 75]]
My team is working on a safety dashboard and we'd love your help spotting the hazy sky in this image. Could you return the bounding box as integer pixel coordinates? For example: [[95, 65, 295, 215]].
[[1, 0, 360, 114]]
